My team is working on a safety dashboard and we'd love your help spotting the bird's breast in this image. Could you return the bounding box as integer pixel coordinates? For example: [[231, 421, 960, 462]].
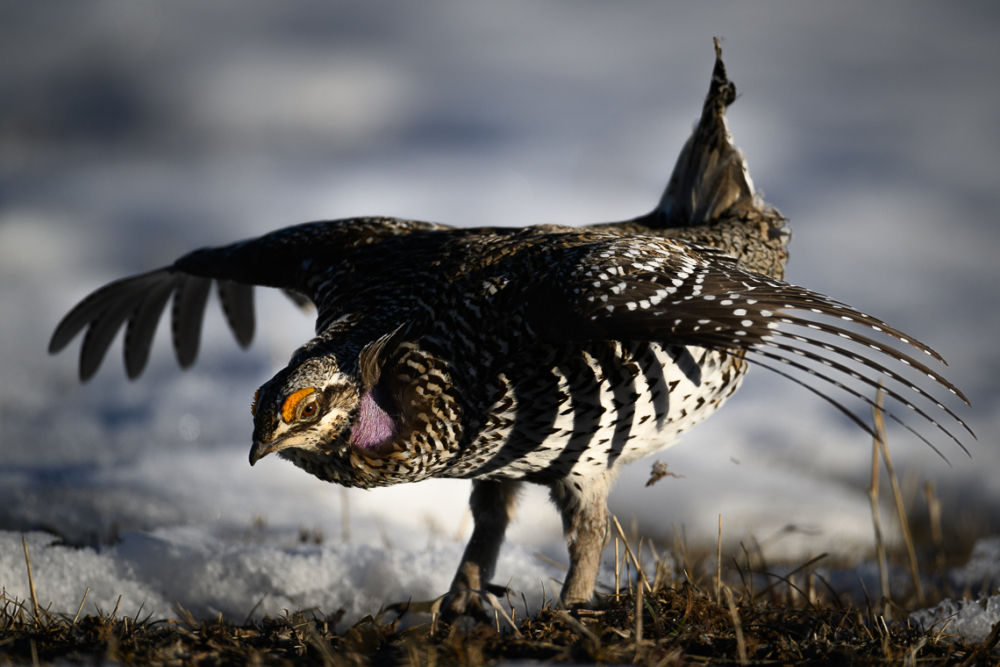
[[446, 341, 748, 482]]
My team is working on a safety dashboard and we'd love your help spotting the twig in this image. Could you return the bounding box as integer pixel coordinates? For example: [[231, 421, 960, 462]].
[[873, 387, 925, 604], [672, 523, 690, 582], [724, 587, 748, 665], [614, 538, 621, 597], [72, 588, 90, 627], [717, 514, 723, 606], [20, 536, 39, 624], [924, 480, 945, 570], [482, 590, 522, 636], [634, 572, 643, 643], [869, 416, 891, 605], [612, 516, 650, 593], [110, 595, 122, 623]]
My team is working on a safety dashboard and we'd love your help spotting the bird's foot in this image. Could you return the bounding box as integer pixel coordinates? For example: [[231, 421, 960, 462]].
[[386, 583, 511, 626], [439, 583, 511, 624]]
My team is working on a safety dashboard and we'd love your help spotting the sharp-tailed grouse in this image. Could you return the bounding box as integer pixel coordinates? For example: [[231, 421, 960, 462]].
[[50, 43, 971, 612]]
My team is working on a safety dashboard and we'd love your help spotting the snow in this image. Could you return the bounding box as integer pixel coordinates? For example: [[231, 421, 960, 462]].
[[912, 538, 1000, 643], [1, 0, 999, 638], [2, 529, 563, 624], [913, 596, 1000, 645]]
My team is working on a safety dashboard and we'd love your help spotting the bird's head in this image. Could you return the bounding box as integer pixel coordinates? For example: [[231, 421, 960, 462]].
[[248, 357, 361, 466]]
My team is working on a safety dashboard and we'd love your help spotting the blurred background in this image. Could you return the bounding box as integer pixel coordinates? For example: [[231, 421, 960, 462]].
[[1, 1, 998, 617]]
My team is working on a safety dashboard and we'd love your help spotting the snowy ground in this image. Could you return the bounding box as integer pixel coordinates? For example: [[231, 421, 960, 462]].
[[1, 1, 999, 633]]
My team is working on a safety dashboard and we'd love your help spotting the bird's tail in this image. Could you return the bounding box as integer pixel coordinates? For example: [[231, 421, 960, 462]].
[[653, 38, 762, 227]]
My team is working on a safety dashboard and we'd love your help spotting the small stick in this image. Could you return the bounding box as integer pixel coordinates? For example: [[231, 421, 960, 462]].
[[717, 514, 723, 606], [924, 480, 945, 570], [873, 388, 925, 604], [483, 590, 521, 636], [634, 571, 643, 644], [614, 538, 621, 597], [505, 584, 516, 622], [869, 413, 891, 605], [21, 536, 39, 624], [672, 523, 690, 583], [110, 595, 122, 622], [725, 587, 748, 665], [73, 588, 91, 626], [636, 537, 645, 589], [612, 516, 650, 593]]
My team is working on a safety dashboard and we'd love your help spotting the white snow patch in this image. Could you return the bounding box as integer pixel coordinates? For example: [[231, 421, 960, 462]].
[[912, 594, 1000, 644], [1, 529, 567, 625], [911, 538, 1000, 642]]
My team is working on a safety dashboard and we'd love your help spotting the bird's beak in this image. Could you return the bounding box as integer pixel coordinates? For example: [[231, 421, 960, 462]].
[[249, 436, 285, 466]]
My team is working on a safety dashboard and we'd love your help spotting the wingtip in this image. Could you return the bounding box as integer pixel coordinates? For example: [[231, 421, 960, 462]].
[[49, 311, 81, 355], [48, 331, 65, 356]]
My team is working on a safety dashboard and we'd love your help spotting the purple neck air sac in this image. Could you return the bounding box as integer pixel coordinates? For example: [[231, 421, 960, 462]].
[[350, 388, 396, 449]]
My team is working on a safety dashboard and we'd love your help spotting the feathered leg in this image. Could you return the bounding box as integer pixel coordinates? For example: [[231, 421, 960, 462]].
[[446, 478, 521, 616], [550, 472, 613, 607]]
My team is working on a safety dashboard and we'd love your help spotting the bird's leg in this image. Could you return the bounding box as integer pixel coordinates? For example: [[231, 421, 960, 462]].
[[446, 478, 521, 617], [550, 473, 613, 608]]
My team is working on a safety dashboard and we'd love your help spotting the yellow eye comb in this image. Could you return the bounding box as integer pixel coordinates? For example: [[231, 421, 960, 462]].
[[281, 387, 315, 423]]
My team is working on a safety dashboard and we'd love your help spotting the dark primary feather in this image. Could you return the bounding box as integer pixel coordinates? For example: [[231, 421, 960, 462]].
[[216, 280, 255, 349], [123, 274, 177, 378]]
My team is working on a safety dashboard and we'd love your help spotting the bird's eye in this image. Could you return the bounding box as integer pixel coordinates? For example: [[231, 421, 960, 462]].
[[281, 387, 317, 424]]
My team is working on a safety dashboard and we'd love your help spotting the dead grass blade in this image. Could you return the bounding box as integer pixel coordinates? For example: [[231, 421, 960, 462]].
[[873, 386, 925, 604], [724, 587, 748, 665], [20, 536, 40, 625], [870, 411, 892, 605], [72, 587, 89, 627], [612, 515, 650, 594]]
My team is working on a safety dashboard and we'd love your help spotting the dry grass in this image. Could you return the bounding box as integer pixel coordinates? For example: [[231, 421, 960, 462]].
[[0, 580, 994, 666], [2, 523, 998, 666]]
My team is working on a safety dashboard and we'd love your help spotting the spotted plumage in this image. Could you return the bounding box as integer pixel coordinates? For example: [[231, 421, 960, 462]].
[[49, 43, 971, 612]]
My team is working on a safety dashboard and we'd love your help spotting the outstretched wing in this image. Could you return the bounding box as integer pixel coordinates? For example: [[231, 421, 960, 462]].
[[519, 232, 973, 455], [49, 217, 448, 381]]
